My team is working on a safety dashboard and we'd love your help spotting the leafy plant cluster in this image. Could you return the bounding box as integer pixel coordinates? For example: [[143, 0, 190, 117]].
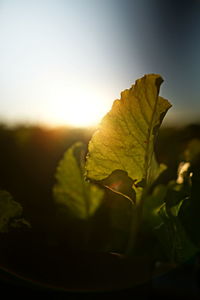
[[1, 74, 200, 270], [53, 74, 200, 265]]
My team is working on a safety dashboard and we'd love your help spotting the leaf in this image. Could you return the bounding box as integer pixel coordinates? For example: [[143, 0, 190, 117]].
[[53, 142, 104, 219], [85, 74, 171, 202], [165, 161, 192, 216], [143, 164, 191, 231], [142, 158, 197, 264], [155, 203, 197, 264], [0, 190, 23, 233], [143, 184, 167, 228], [150, 164, 196, 263]]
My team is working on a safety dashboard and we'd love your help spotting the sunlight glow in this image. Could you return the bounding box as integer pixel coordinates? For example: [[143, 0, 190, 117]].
[[50, 92, 109, 128], [40, 77, 111, 128]]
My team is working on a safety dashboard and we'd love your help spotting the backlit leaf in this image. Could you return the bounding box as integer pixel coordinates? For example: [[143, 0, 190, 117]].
[[53, 142, 104, 219], [85, 74, 171, 202]]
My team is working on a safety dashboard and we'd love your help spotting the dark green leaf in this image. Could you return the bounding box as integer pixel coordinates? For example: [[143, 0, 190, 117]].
[[0, 190, 23, 232]]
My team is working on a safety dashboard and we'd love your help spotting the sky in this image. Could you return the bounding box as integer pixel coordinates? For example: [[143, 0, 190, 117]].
[[0, 0, 200, 127]]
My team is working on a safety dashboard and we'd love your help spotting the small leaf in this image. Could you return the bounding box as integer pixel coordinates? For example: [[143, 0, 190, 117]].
[[0, 190, 23, 233], [165, 161, 192, 215], [143, 184, 167, 228], [155, 203, 197, 264], [53, 142, 104, 219], [143, 160, 197, 264], [151, 165, 197, 263], [85, 74, 171, 202]]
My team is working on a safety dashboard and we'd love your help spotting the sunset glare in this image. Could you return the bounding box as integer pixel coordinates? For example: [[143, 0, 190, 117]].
[[44, 83, 110, 127], [0, 0, 200, 127]]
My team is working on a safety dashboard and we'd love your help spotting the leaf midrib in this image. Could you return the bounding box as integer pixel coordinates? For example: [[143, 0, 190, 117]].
[[142, 91, 159, 189]]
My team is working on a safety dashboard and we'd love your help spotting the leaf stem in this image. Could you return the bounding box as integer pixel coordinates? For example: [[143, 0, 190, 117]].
[[125, 187, 149, 256], [125, 194, 144, 256]]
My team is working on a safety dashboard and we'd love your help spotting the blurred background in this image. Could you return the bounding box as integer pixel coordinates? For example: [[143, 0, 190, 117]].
[[0, 0, 200, 127]]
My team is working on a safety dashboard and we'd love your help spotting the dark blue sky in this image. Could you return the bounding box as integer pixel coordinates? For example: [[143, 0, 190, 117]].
[[119, 0, 200, 123], [0, 0, 199, 126]]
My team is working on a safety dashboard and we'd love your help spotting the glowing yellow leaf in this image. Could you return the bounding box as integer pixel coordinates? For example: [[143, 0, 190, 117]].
[[85, 74, 171, 201]]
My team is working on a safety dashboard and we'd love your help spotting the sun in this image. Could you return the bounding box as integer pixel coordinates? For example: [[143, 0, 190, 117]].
[[52, 92, 108, 127], [45, 81, 110, 128]]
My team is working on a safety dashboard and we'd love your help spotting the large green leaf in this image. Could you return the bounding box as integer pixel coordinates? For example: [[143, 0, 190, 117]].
[[0, 190, 22, 232], [85, 74, 171, 202], [53, 142, 104, 219]]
